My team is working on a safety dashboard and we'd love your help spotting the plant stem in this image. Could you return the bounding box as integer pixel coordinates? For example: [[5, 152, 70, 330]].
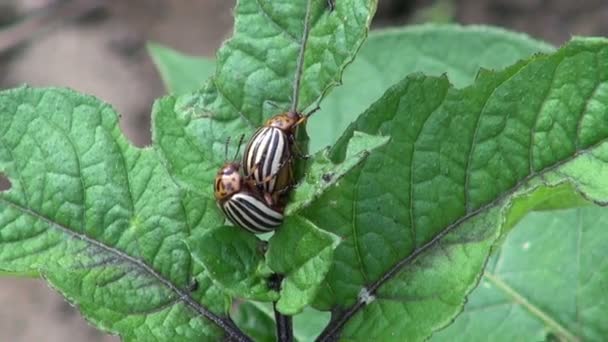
[[268, 273, 293, 342], [274, 301, 294, 342], [290, 0, 314, 114]]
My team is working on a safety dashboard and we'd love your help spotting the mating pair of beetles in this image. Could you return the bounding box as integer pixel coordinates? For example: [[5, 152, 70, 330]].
[[213, 109, 312, 234], [213, 0, 334, 234]]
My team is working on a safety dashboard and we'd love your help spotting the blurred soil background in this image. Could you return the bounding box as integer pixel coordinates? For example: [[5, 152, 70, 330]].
[[0, 0, 606, 340]]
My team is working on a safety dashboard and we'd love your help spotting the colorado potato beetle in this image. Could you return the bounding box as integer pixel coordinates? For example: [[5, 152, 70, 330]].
[[214, 137, 284, 234], [242, 124, 293, 195], [242, 0, 321, 195]]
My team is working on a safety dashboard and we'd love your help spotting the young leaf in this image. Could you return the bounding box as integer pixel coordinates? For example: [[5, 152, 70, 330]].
[[292, 307, 331, 342], [307, 24, 555, 152], [305, 38, 608, 341], [148, 42, 216, 94], [232, 302, 277, 342], [153, 0, 377, 195], [432, 207, 608, 341], [0, 87, 250, 341], [286, 131, 390, 215], [266, 216, 341, 315], [188, 226, 278, 302]]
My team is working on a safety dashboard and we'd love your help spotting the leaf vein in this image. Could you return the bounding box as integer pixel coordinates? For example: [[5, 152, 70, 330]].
[[253, 0, 299, 43], [575, 209, 583, 335], [484, 272, 580, 341], [575, 53, 603, 149], [351, 167, 369, 284], [39, 114, 88, 229], [212, 77, 256, 127], [529, 61, 560, 173], [463, 61, 539, 213], [410, 87, 447, 246], [316, 133, 608, 341], [0, 197, 246, 340]]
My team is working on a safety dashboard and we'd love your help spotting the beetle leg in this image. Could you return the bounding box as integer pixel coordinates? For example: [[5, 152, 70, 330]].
[[264, 192, 275, 206], [244, 158, 293, 193], [303, 104, 322, 121], [242, 162, 259, 187], [264, 100, 285, 111], [257, 157, 294, 185], [289, 135, 311, 160], [275, 181, 298, 196], [293, 143, 310, 159]]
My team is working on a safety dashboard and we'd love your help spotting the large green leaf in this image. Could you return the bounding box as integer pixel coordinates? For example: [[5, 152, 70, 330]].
[[432, 206, 608, 341], [307, 38, 608, 341], [0, 87, 248, 341], [153, 0, 378, 196], [148, 43, 215, 94], [286, 131, 390, 215], [307, 25, 554, 152]]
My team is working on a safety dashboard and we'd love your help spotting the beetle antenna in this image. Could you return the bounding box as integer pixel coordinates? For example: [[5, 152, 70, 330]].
[[233, 134, 245, 162], [290, 0, 314, 114], [224, 136, 231, 161], [304, 102, 321, 118]]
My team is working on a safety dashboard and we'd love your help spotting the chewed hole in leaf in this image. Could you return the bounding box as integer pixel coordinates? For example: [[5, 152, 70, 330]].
[[118, 113, 151, 148], [0, 173, 10, 192]]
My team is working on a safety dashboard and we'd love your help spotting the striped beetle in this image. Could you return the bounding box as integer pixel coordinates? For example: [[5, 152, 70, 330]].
[[242, 108, 319, 197], [242, 0, 321, 196], [242, 122, 293, 197], [214, 137, 284, 234]]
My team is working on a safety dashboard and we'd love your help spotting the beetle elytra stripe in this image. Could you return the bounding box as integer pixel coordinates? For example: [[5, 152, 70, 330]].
[[243, 127, 290, 194], [222, 193, 283, 233]]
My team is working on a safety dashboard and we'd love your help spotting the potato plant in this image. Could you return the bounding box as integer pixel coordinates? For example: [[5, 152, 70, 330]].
[[1, 0, 607, 341]]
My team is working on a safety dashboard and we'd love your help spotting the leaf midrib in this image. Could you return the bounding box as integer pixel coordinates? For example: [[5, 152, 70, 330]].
[[316, 124, 608, 341], [483, 272, 580, 342], [0, 197, 247, 340]]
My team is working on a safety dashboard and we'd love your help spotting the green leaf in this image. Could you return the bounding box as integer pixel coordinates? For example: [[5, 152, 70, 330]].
[[266, 216, 340, 315], [232, 302, 276, 342], [153, 0, 378, 195], [188, 227, 278, 302], [287, 131, 390, 215], [307, 38, 608, 341], [148, 42, 216, 94], [307, 24, 554, 152], [186, 129, 385, 311], [501, 182, 592, 233], [292, 307, 331, 341], [232, 302, 331, 342], [432, 207, 608, 341], [0, 87, 251, 341]]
